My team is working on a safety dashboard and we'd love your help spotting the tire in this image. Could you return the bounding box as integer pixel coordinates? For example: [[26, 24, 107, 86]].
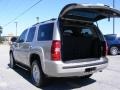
[[110, 46, 118, 55], [10, 52, 16, 69], [31, 60, 46, 87], [81, 74, 93, 79]]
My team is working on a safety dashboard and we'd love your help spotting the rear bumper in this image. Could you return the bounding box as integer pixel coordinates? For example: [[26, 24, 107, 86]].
[[44, 57, 108, 77]]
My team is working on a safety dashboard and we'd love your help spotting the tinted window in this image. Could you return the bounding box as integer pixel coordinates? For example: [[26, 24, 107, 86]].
[[17, 29, 27, 43], [26, 27, 36, 42], [37, 23, 54, 41], [68, 10, 98, 19], [104, 35, 116, 40]]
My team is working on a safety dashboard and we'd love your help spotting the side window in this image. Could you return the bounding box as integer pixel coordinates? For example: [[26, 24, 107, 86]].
[[37, 23, 54, 41], [26, 27, 36, 42], [17, 29, 27, 43]]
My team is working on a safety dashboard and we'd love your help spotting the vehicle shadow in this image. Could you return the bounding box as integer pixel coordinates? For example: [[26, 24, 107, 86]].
[[43, 77, 96, 90], [8, 64, 96, 90]]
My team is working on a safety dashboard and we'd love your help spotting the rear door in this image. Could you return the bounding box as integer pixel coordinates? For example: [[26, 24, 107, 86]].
[[22, 26, 36, 66]]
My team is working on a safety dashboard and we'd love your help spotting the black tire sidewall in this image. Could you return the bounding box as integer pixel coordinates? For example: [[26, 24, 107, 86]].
[[31, 60, 45, 87], [10, 53, 16, 68]]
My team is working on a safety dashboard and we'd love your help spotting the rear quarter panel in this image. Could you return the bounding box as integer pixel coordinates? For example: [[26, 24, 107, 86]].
[[30, 41, 53, 73]]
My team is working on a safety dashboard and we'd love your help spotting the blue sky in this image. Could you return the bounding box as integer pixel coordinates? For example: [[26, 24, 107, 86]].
[[0, 0, 120, 36]]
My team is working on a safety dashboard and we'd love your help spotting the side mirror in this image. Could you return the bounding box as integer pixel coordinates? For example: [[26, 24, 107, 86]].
[[11, 37, 17, 42]]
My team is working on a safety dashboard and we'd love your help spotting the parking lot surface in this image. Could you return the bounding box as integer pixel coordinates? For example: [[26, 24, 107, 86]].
[[0, 45, 120, 90]]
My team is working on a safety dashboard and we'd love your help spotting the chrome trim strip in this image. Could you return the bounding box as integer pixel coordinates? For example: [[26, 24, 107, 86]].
[[63, 60, 108, 69]]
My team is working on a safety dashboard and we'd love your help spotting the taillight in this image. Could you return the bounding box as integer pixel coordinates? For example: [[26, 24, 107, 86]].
[[51, 40, 61, 61], [103, 41, 108, 56]]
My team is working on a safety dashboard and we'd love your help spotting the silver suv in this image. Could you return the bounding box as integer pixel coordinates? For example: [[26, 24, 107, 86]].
[[10, 3, 120, 87]]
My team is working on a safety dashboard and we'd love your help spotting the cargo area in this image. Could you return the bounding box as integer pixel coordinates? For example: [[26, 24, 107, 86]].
[[60, 20, 102, 62]]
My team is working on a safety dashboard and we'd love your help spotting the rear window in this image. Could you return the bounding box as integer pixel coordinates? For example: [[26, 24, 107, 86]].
[[26, 27, 36, 42], [104, 35, 116, 40], [68, 10, 98, 19], [37, 23, 54, 41]]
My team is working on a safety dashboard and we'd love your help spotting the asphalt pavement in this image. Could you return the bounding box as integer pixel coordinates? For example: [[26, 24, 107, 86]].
[[0, 45, 120, 90]]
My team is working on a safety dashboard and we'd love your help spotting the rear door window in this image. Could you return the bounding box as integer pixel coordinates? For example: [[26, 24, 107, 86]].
[[26, 27, 36, 42], [37, 23, 54, 41]]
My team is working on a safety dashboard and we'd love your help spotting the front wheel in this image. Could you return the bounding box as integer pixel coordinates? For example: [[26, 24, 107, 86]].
[[110, 46, 118, 55], [31, 60, 46, 87]]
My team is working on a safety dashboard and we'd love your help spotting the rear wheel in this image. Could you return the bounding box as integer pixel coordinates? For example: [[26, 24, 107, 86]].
[[110, 46, 118, 55], [10, 52, 16, 68], [31, 60, 46, 87]]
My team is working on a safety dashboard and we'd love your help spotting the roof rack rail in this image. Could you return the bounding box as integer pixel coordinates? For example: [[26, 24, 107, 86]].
[[32, 23, 40, 26], [32, 18, 56, 26], [41, 18, 56, 23]]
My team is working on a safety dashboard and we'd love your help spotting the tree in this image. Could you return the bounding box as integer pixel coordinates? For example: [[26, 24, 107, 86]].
[[0, 26, 3, 37], [0, 26, 3, 43]]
